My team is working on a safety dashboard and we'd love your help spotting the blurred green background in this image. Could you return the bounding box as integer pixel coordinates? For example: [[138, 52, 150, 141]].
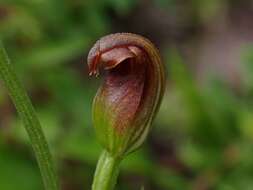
[[1, 0, 253, 189]]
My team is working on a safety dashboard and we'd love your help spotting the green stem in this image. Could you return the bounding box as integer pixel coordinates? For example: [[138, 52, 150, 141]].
[[0, 43, 58, 189], [92, 150, 121, 190]]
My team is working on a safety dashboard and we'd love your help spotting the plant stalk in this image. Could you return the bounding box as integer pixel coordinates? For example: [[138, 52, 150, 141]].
[[92, 150, 121, 190], [0, 43, 58, 190]]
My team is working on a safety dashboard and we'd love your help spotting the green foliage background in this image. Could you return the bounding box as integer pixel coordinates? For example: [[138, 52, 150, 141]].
[[1, 0, 253, 189]]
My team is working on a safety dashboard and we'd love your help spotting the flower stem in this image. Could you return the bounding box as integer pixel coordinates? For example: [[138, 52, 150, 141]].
[[92, 150, 121, 190], [0, 43, 58, 190]]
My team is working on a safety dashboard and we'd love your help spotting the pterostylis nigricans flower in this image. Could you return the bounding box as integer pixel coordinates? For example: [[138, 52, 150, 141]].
[[88, 33, 165, 158]]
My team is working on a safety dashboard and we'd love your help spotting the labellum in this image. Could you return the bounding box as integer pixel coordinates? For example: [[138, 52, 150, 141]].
[[88, 33, 165, 157]]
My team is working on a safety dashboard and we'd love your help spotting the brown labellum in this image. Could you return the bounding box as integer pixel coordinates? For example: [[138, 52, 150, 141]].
[[88, 33, 165, 156]]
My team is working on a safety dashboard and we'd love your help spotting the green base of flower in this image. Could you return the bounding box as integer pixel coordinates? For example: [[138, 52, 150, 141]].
[[92, 150, 121, 190]]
